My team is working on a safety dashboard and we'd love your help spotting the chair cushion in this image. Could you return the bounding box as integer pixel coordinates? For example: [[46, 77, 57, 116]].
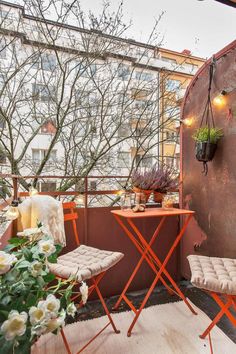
[[49, 245, 124, 282], [187, 255, 236, 295]]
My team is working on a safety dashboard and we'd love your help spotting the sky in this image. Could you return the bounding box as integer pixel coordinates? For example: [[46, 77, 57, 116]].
[[11, 0, 236, 58]]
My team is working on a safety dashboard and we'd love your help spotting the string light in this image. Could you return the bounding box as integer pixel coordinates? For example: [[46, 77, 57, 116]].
[[181, 117, 194, 127], [5, 200, 19, 221], [75, 194, 85, 207], [117, 190, 125, 196], [213, 90, 227, 107]]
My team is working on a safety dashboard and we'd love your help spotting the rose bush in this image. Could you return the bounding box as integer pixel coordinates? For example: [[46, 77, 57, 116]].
[[0, 226, 87, 354]]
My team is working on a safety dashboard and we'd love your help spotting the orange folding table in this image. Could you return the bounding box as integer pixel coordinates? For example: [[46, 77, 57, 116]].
[[111, 207, 196, 337]]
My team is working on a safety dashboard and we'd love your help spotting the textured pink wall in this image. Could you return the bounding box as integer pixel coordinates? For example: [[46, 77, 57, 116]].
[[181, 41, 236, 278]]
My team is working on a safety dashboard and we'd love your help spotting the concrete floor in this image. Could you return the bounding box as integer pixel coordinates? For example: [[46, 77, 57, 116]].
[[70, 281, 236, 344]]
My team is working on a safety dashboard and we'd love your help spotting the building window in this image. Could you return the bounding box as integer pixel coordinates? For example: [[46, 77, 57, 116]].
[[142, 156, 153, 168], [0, 115, 5, 130], [161, 56, 177, 65], [76, 62, 97, 77], [117, 64, 130, 80], [118, 124, 130, 137], [33, 53, 57, 71], [165, 79, 181, 92], [166, 131, 177, 142], [165, 156, 174, 167], [32, 149, 57, 164], [0, 151, 6, 164], [32, 84, 55, 102], [41, 54, 57, 71], [40, 182, 57, 192], [184, 63, 198, 72], [135, 71, 154, 81], [90, 180, 97, 191], [135, 154, 152, 168], [118, 152, 130, 168]]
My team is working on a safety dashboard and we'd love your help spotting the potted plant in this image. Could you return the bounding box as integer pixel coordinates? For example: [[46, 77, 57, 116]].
[[153, 167, 179, 203], [193, 126, 223, 162], [131, 167, 161, 202]]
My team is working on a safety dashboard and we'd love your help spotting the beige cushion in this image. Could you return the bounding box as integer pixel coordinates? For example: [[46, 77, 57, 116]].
[[187, 255, 236, 295], [49, 245, 124, 282]]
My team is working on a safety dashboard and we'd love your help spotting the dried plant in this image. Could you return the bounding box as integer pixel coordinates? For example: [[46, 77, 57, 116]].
[[153, 166, 179, 193], [131, 165, 179, 192]]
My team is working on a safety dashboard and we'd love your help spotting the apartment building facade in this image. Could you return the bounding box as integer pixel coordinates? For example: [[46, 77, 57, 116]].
[[0, 1, 205, 195]]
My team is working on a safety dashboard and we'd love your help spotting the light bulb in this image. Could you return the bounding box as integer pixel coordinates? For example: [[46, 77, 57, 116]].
[[117, 190, 125, 196], [182, 117, 194, 127], [75, 194, 85, 207], [213, 91, 227, 107], [5, 201, 19, 221], [29, 186, 39, 196]]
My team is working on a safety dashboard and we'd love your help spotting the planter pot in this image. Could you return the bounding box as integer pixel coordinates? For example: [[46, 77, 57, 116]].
[[195, 141, 217, 162], [153, 192, 165, 203], [132, 187, 153, 202]]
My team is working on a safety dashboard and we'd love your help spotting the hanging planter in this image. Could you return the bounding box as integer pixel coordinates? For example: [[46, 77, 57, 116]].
[[193, 127, 223, 163], [191, 58, 223, 175]]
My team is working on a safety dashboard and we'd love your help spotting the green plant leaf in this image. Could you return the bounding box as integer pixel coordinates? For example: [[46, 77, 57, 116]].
[[43, 273, 56, 282], [8, 238, 27, 246]]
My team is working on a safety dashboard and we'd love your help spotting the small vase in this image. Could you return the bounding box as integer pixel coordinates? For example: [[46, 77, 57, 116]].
[[132, 187, 152, 202]]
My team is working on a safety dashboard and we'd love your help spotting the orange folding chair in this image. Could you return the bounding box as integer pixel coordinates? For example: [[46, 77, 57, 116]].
[[49, 202, 124, 353], [188, 255, 236, 344]]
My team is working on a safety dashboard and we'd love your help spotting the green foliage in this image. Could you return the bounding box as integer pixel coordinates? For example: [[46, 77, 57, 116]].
[[0, 231, 77, 353], [192, 126, 223, 144]]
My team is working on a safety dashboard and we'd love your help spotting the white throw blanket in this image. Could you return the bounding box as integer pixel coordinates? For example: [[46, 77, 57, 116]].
[[17, 195, 66, 246]]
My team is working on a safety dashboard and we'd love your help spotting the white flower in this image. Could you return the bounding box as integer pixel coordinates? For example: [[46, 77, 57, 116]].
[[44, 310, 66, 334], [80, 281, 88, 304], [29, 306, 46, 326], [38, 239, 56, 257], [0, 251, 17, 275], [30, 261, 43, 277], [17, 226, 47, 242], [66, 303, 77, 317], [1, 310, 27, 341], [38, 294, 60, 317]]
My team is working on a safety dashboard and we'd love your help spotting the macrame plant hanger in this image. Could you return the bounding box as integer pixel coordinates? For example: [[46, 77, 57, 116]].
[[197, 57, 216, 175]]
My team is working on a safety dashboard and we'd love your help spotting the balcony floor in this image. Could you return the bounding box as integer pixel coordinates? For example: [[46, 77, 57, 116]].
[[70, 281, 236, 344]]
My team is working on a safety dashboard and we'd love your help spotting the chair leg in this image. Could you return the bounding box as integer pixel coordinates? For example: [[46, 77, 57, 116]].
[[200, 292, 236, 339], [61, 328, 73, 354], [92, 276, 120, 334], [60, 272, 120, 354]]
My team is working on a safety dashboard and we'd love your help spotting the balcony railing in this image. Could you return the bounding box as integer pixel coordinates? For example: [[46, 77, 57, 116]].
[[0, 173, 180, 297]]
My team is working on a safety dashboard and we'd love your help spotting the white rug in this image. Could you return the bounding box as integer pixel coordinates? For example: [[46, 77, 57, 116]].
[[33, 300, 236, 354]]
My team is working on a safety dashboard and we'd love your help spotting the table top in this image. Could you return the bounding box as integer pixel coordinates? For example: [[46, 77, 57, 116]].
[[111, 207, 195, 219]]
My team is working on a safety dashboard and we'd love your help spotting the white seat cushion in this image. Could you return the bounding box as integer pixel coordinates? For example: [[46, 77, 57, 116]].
[[187, 255, 236, 295], [49, 245, 124, 282]]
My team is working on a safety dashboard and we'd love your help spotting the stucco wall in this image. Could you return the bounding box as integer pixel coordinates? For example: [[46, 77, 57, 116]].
[[181, 41, 236, 278]]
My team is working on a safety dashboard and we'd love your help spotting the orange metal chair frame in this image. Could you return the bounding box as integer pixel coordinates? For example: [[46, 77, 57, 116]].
[[59, 202, 120, 354], [111, 208, 196, 337], [200, 291, 236, 340]]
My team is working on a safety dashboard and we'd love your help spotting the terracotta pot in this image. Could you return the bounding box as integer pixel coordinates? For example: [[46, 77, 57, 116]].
[[153, 191, 165, 203], [132, 187, 153, 202]]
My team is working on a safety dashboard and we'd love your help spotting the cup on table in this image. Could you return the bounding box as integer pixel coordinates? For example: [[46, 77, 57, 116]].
[[120, 192, 132, 211], [162, 193, 176, 209]]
